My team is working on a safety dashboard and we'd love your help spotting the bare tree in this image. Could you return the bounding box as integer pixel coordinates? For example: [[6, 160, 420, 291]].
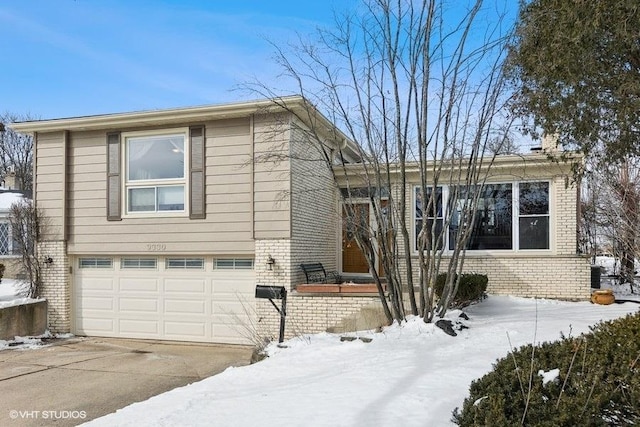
[[582, 155, 640, 293], [0, 113, 34, 195], [9, 200, 44, 298], [249, 0, 515, 323]]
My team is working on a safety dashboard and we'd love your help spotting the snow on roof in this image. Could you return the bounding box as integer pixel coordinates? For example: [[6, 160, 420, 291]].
[[0, 192, 24, 211]]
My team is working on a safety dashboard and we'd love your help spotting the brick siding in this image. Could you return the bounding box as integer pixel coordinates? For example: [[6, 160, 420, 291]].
[[38, 240, 70, 333]]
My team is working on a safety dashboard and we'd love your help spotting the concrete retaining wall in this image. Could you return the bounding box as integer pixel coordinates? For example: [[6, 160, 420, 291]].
[[0, 300, 48, 340]]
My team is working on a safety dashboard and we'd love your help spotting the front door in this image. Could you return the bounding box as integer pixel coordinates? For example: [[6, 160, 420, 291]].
[[342, 203, 370, 274]]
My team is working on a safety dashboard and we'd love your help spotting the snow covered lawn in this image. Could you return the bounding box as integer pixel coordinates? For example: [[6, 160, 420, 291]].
[[82, 296, 639, 427]]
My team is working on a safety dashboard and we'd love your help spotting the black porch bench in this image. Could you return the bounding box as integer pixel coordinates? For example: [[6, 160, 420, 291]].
[[300, 263, 340, 284]]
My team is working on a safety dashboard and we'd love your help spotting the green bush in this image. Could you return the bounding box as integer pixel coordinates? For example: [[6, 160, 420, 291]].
[[452, 312, 640, 426], [435, 273, 488, 308]]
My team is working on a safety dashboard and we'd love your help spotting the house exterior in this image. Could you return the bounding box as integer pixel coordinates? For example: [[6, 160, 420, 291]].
[[11, 96, 589, 345], [0, 173, 28, 278]]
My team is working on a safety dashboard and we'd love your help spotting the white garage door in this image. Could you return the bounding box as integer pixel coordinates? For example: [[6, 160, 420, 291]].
[[73, 257, 256, 344]]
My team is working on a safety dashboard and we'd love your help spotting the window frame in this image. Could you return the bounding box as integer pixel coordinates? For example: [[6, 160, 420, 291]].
[[122, 128, 189, 217], [413, 180, 552, 254], [79, 257, 113, 269], [516, 181, 551, 250], [0, 221, 17, 257], [120, 257, 158, 269], [415, 186, 445, 251], [214, 258, 255, 270], [165, 258, 205, 270]]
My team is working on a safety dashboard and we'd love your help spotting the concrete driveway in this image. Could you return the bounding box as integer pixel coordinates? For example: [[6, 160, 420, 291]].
[[0, 337, 253, 427]]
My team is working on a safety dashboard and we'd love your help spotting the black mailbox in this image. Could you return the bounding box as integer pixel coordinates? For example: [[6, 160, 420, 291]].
[[255, 285, 287, 343], [255, 285, 286, 300]]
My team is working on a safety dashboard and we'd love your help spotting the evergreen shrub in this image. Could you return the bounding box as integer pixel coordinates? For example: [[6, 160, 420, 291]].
[[435, 273, 488, 308], [452, 312, 640, 426]]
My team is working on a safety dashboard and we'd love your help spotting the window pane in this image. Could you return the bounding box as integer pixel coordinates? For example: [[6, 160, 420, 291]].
[[519, 216, 549, 249], [215, 259, 235, 269], [129, 188, 156, 212], [79, 258, 113, 268], [166, 258, 204, 269], [234, 259, 254, 269], [520, 182, 549, 215], [0, 223, 10, 255], [121, 258, 157, 269], [450, 184, 512, 250], [415, 187, 442, 219], [127, 135, 185, 181], [215, 258, 254, 269], [416, 218, 444, 250], [158, 186, 184, 211]]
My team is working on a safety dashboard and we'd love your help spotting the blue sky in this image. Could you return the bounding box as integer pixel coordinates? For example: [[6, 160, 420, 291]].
[[1, 0, 353, 119], [1, 1, 517, 121]]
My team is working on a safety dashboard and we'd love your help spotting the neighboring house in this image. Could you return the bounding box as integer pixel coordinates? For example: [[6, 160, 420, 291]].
[[0, 173, 27, 278], [11, 96, 589, 345]]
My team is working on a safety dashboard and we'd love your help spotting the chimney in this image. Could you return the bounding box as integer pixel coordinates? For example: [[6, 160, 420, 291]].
[[3, 171, 20, 191], [541, 134, 558, 152]]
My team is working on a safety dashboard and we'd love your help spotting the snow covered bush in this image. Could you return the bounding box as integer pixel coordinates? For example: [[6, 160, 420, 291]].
[[452, 312, 640, 426], [0, 263, 4, 283], [434, 273, 488, 308]]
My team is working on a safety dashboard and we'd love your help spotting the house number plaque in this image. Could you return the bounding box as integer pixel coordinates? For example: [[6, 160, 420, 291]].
[[146, 244, 167, 251]]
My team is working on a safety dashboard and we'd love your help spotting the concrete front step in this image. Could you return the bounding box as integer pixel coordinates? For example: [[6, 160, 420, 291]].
[[326, 303, 389, 334]]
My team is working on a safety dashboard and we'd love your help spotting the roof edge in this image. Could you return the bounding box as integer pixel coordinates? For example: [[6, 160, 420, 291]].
[[9, 96, 307, 133]]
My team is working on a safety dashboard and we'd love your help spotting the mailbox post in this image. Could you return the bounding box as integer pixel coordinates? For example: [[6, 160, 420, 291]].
[[255, 285, 287, 343]]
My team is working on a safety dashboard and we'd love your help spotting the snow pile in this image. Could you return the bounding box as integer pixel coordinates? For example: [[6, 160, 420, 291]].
[[0, 332, 55, 351], [0, 191, 23, 210], [0, 279, 41, 309], [82, 296, 639, 427]]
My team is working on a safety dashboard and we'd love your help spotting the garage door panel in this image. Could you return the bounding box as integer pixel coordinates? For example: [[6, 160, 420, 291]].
[[212, 323, 248, 343], [119, 319, 159, 335], [74, 257, 255, 344], [164, 299, 206, 314], [78, 297, 114, 311], [212, 279, 254, 293], [164, 279, 206, 294], [212, 300, 253, 315], [119, 278, 159, 292], [119, 298, 158, 313], [164, 321, 206, 338], [77, 318, 115, 333], [82, 277, 116, 291]]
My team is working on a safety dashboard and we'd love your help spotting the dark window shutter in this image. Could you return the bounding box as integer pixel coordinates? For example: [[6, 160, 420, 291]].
[[189, 126, 206, 219], [106, 132, 122, 221]]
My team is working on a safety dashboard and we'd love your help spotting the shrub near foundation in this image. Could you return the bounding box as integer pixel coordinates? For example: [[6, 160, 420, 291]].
[[435, 273, 488, 308], [452, 312, 640, 426]]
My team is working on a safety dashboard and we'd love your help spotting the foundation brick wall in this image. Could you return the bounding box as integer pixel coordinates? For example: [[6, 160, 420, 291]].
[[38, 240, 70, 333], [257, 294, 380, 340], [459, 255, 590, 299]]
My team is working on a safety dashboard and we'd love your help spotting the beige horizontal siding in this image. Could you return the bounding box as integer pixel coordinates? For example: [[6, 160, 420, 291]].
[[70, 240, 255, 255], [66, 119, 258, 255], [35, 131, 66, 239]]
